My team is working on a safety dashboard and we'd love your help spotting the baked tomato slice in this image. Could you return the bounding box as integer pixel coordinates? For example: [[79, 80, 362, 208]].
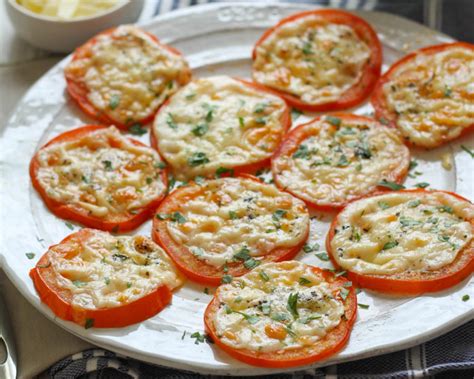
[[152, 176, 309, 286], [65, 25, 191, 131], [326, 189, 474, 295], [30, 229, 183, 328], [371, 42, 474, 148], [204, 261, 357, 368], [150, 76, 291, 181], [252, 9, 382, 112], [30, 125, 167, 232], [271, 114, 410, 211]]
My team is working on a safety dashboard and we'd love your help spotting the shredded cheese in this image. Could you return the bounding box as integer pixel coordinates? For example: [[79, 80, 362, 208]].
[[49, 230, 182, 309], [212, 261, 345, 352], [330, 191, 474, 275], [35, 126, 166, 218], [153, 76, 288, 180], [165, 178, 309, 268], [253, 15, 371, 105]]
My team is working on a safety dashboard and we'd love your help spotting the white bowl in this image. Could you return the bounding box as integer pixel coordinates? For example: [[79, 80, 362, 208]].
[[5, 0, 145, 53]]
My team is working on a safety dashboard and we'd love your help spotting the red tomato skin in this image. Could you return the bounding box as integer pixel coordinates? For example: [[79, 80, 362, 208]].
[[326, 189, 474, 295], [149, 77, 292, 178], [29, 229, 173, 328], [65, 27, 191, 131], [371, 42, 474, 148], [30, 125, 168, 232], [152, 175, 309, 286], [252, 9, 382, 112], [204, 266, 357, 368], [271, 113, 410, 211]]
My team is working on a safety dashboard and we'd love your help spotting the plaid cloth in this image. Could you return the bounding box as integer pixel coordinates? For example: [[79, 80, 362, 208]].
[[44, 321, 474, 378], [41, 1, 473, 378]]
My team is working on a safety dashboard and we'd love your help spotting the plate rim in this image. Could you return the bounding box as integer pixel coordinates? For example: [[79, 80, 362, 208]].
[[0, 2, 473, 376]]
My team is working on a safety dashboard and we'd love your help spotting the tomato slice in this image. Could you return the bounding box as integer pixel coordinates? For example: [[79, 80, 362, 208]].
[[271, 114, 410, 211], [65, 26, 191, 131], [152, 176, 309, 286], [252, 9, 382, 112], [204, 262, 357, 368], [30, 229, 182, 328], [150, 77, 291, 180], [371, 42, 474, 148], [30, 125, 168, 232], [326, 189, 474, 295]]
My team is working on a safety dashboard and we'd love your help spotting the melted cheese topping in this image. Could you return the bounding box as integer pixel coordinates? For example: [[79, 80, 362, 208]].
[[165, 178, 309, 268], [331, 192, 474, 275], [272, 116, 409, 206], [153, 76, 287, 180], [212, 261, 345, 352], [253, 15, 371, 104], [65, 25, 190, 124], [49, 230, 182, 309], [382, 46, 474, 148], [36, 126, 166, 218]]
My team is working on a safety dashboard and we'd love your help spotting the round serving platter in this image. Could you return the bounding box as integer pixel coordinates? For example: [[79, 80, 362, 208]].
[[0, 2, 473, 375]]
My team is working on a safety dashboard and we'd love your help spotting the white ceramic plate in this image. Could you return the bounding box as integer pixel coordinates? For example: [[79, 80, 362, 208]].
[[1, 3, 473, 376]]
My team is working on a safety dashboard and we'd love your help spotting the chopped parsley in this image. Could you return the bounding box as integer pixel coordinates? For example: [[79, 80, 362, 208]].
[[437, 205, 453, 214], [326, 116, 341, 127], [65, 221, 74, 230], [315, 252, 330, 261], [292, 144, 313, 159], [25, 252, 35, 259], [444, 86, 452, 97], [460, 145, 474, 158], [336, 154, 350, 167], [194, 176, 205, 185], [399, 216, 422, 227], [238, 116, 245, 128], [254, 103, 267, 113], [228, 211, 238, 220], [192, 123, 209, 136], [378, 201, 390, 210], [339, 288, 349, 301], [154, 161, 167, 169], [415, 182, 430, 189], [222, 274, 233, 284], [243, 258, 260, 270], [72, 280, 86, 287], [146, 177, 153, 185], [382, 241, 398, 250], [171, 212, 186, 224], [190, 331, 207, 344], [291, 108, 303, 122], [188, 152, 209, 167], [358, 303, 370, 309], [84, 318, 94, 329], [378, 179, 405, 190], [155, 213, 170, 220], [215, 167, 234, 178], [287, 293, 299, 319], [255, 117, 266, 125], [109, 94, 120, 110], [462, 294, 470, 302], [112, 254, 128, 261], [272, 209, 287, 221], [302, 41, 313, 55], [102, 160, 113, 171], [303, 243, 320, 253], [354, 142, 372, 159], [299, 277, 311, 285], [408, 200, 421, 208], [259, 270, 270, 282], [128, 123, 147, 136], [166, 113, 177, 129]]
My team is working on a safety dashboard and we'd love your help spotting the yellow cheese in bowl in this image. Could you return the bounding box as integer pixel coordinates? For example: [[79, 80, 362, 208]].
[[17, 0, 124, 20]]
